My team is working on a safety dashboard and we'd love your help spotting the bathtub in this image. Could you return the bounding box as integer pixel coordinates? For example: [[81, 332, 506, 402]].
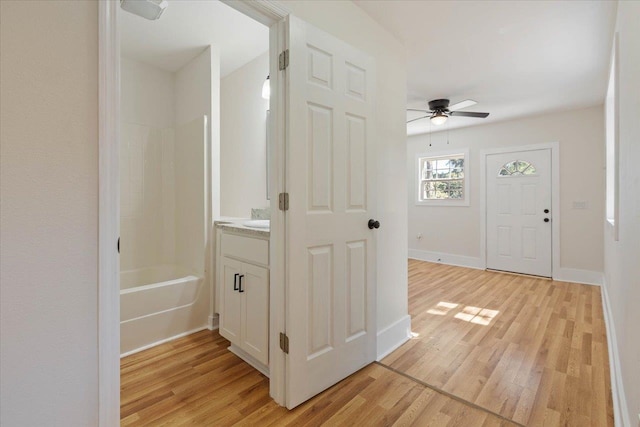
[[120, 265, 209, 356]]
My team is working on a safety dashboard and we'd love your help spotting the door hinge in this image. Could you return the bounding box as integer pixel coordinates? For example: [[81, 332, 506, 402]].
[[279, 332, 289, 354], [278, 192, 289, 211], [279, 49, 289, 71]]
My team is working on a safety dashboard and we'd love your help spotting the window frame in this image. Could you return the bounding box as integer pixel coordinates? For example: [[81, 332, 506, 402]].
[[415, 148, 470, 207]]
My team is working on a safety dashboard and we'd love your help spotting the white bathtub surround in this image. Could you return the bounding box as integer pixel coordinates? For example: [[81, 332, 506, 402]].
[[120, 50, 215, 355], [120, 265, 209, 356], [120, 123, 176, 271]]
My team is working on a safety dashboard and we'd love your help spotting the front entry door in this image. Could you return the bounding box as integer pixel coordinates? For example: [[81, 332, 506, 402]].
[[284, 15, 377, 409], [486, 149, 552, 277]]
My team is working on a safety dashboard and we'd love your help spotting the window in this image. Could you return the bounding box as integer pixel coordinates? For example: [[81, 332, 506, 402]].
[[498, 160, 537, 176], [416, 149, 469, 206]]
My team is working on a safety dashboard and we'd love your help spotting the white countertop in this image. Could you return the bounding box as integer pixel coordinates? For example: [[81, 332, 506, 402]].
[[213, 217, 270, 238]]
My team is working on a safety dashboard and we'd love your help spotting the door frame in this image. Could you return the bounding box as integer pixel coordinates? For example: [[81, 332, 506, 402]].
[[479, 142, 560, 278], [98, 1, 289, 425]]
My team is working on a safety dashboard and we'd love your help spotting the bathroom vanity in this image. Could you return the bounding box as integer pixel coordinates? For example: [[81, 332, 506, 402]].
[[214, 219, 269, 376]]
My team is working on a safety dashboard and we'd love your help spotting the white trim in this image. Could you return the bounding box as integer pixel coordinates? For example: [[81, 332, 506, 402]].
[[218, 0, 289, 407], [120, 326, 209, 358], [408, 249, 484, 270], [553, 268, 603, 286], [480, 142, 560, 276], [415, 148, 470, 206], [98, 1, 120, 426], [208, 314, 219, 330], [221, 0, 290, 26], [228, 344, 270, 378], [601, 280, 631, 427], [605, 32, 620, 241], [376, 315, 412, 361], [266, 15, 288, 407]]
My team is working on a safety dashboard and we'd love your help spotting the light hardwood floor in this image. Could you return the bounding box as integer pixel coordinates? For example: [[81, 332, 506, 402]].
[[380, 260, 614, 426], [121, 260, 614, 426], [121, 330, 517, 426]]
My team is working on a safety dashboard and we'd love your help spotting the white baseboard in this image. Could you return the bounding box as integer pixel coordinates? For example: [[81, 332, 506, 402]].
[[554, 268, 603, 286], [408, 249, 484, 270], [601, 281, 631, 427], [228, 344, 269, 378], [208, 314, 219, 330], [120, 325, 209, 358], [376, 314, 412, 361]]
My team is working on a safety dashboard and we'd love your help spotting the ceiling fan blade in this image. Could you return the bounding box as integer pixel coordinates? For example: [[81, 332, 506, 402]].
[[406, 115, 430, 124], [448, 99, 477, 111], [407, 108, 431, 113], [449, 111, 489, 118]]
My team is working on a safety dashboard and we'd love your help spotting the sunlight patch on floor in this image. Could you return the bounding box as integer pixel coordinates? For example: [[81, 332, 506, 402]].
[[426, 301, 459, 315], [427, 301, 500, 326]]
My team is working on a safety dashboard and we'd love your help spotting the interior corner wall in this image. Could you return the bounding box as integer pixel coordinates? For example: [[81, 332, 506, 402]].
[[603, 2, 640, 425], [407, 106, 605, 276], [220, 51, 270, 218], [0, 1, 99, 425], [283, 1, 409, 337]]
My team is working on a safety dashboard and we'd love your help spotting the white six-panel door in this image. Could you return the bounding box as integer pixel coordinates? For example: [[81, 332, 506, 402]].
[[486, 149, 552, 277], [285, 15, 377, 409]]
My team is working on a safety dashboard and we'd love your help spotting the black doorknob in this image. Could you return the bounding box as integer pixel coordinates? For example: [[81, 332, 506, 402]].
[[544, 218, 550, 223], [544, 209, 550, 214], [368, 219, 380, 229]]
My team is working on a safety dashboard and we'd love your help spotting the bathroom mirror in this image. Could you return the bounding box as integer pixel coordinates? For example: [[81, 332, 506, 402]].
[[266, 109, 270, 200]]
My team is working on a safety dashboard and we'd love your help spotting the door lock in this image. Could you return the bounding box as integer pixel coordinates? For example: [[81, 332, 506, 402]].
[[368, 219, 380, 229]]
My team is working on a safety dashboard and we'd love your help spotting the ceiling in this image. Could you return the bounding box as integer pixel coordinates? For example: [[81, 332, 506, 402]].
[[354, 0, 617, 135], [119, 0, 268, 76]]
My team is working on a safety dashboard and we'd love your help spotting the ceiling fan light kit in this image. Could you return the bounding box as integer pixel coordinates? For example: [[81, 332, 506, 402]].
[[430, 111, 448, 125], [407, 98, 490, 126]]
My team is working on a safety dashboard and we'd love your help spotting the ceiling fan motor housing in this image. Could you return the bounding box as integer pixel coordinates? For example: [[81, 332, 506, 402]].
[[428, 99, 450, 111]]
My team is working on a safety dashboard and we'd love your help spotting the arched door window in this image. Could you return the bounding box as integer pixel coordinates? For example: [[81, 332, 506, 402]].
[[498, 160, 536, 176]]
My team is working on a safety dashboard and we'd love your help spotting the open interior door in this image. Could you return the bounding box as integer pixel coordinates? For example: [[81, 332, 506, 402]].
[[284, 15, 377, 409]]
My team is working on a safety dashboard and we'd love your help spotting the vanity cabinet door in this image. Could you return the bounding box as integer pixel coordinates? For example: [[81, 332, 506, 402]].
[[241, 264, 269, 365], [219, 257, 243, 344]]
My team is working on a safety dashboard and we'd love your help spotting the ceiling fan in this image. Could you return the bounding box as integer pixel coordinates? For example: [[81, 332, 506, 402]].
[[407, 99, 489, 126]]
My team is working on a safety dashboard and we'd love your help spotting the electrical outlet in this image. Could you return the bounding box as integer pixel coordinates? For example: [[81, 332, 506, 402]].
[[572, 201, 588, 210]]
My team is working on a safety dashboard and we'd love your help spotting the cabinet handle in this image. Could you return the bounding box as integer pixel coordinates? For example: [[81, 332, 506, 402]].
[[239, 275, 245, 293], [233, 273, 239, 291]]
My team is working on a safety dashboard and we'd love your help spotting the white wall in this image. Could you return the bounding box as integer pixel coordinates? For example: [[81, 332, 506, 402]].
[[121, 58, 174, 128], [220, 51, 270, 217], [0, 1, 99, 425], [603, 2, 640, 425], [285, 1, 409, 343], [407, 106, 605, 276]]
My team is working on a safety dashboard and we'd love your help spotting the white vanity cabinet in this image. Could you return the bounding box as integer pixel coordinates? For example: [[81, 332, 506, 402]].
[[217, 229, 269, 372]]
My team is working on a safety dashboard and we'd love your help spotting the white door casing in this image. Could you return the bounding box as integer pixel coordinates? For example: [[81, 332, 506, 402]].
[[486, 149, 552, 277], [285, 15, 377, 408]]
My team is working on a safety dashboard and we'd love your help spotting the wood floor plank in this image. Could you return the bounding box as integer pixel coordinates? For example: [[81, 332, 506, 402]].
[[381, 260, 614, 426], [121, 260, 613, 426], [122, 330, 518, 426]]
